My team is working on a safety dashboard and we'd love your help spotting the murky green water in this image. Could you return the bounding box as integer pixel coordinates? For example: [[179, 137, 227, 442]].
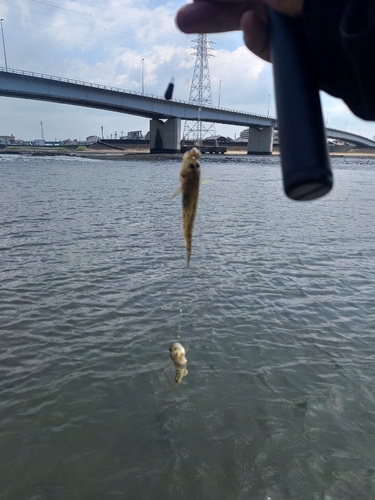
[[1, 154, 375, 499]]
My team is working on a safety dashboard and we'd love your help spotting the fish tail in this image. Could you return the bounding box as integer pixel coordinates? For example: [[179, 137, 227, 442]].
[[171, 367, 181, 390], [186, 238, 192, 266], [170, 377, 179, 390], [170, 365, 188, 389]]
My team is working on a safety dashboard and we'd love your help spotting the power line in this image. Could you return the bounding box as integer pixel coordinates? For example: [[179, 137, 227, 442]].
[[1, 14, 186, 49], [28, 0, 173, 24], [0, 1, 183, 42], [25, 0, 172, 32], [0, 1, 239, 53]]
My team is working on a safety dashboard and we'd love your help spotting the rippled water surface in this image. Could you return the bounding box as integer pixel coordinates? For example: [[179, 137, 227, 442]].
[[1, 154, 375, 499]]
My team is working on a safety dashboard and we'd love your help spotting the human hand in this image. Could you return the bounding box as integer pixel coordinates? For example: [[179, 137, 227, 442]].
[[176, 0, 304, 61]]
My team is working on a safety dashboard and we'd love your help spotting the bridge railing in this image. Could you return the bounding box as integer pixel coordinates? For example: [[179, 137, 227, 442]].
[[0, 66, 276, 121]]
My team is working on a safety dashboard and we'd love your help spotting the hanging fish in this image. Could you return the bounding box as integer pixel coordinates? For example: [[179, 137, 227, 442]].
[[173, 147, 201, 266], [169, 342, 188, 390]]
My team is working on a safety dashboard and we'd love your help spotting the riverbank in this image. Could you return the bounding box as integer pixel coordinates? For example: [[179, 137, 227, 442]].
[[1, 145, 374, 160]]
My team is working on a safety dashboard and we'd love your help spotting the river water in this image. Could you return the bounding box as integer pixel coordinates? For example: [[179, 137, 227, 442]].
[[1, 153, 375, 499]]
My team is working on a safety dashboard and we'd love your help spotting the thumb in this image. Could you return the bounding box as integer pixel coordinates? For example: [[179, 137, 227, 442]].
[[241, 7, 271, 62]]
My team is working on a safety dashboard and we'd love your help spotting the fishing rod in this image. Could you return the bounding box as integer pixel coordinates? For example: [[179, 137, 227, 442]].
[[267, 8, 333, 201]]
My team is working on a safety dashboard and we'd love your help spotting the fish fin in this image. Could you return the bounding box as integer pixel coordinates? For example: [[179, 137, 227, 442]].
[[172, 186, 182, 198]]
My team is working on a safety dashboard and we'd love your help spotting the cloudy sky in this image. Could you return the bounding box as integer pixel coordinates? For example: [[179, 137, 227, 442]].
[[0, 0, 374, 142]]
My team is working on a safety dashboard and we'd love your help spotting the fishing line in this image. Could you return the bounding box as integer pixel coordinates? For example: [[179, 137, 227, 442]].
[[194, 107, 202, 148], [177, 308, 183, 339]]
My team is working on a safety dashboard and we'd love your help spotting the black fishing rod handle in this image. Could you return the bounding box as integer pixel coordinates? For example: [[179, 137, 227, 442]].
[[267, 8, 333, 201]]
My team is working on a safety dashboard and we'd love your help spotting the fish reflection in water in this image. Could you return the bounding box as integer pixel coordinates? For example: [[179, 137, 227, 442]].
[[169, 342, 188, 389]]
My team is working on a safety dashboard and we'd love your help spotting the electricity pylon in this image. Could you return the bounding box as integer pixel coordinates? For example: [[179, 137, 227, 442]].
[[183, 34, 216, 143]]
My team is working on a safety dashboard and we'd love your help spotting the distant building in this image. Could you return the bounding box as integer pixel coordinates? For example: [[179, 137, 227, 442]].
[[240, 128, 279, 145], [205, 135, 232, 144], [62, 139, 78, 144], [33, 140, 45, 146], [240, 129, 249, 140], [232, 137, 248, 143], [86, 135, 100, 145], [0, 134, 15, 145], [273, 129, 279, 145], [126, 130, 144, 140]]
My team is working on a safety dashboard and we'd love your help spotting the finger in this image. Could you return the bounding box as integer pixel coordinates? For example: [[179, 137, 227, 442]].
[[241, 8, 271, 62], [176, 1, 255, 34]]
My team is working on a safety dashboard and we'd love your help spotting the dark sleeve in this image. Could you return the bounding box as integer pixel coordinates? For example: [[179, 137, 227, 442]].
[[302, 0, 375, 120]]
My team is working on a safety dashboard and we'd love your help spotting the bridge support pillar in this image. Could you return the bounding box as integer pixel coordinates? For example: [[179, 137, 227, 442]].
[[247, 126, 274, 155], [150, 118, 181, 153]]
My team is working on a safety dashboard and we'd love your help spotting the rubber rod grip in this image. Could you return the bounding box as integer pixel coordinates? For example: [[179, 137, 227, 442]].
[[268, 8, 333, 201]]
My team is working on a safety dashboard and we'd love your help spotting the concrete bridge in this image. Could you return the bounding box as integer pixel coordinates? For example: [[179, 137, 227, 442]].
[[325, 128, 375, 148], [1, 67, 374, 153]]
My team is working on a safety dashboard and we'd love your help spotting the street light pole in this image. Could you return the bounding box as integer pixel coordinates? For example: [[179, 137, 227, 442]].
[[0, 19, 8, 70], [141, 58, 144, 94]]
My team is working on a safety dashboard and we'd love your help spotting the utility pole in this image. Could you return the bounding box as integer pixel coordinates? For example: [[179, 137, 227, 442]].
[[0, 19, 8, 70]]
